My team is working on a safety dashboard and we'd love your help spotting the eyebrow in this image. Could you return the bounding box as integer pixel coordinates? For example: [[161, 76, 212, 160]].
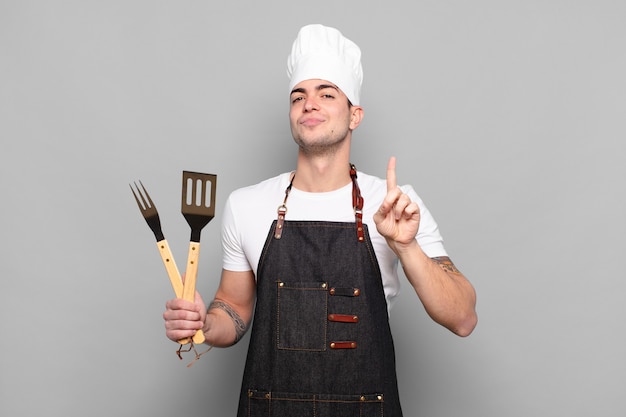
[[290, 84, 339, 96]]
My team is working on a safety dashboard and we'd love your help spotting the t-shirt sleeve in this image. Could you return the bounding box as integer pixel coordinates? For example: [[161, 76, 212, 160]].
[[221, 193, 253, 272], [403, 185, 448, 258]]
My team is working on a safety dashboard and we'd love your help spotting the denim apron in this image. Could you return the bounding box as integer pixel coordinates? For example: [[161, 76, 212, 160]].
[[237, 166, 403, 417]]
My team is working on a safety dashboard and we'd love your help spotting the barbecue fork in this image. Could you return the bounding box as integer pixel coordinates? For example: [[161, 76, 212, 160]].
[[130, 181, 184, 298]]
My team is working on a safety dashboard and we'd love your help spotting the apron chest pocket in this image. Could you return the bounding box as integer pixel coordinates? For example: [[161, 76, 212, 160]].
[[276, 281, 328, 351]]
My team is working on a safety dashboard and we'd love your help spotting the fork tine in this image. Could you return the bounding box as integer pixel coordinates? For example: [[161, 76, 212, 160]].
[[138, 180, 154, 210], [130, 182, 144, 210], [130, 180, 165, 241]]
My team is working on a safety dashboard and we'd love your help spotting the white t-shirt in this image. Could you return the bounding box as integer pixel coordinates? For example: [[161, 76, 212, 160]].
[[222, 171, 447, 308]]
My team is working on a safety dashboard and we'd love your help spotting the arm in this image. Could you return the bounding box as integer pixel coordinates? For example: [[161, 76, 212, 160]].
[[395, 245, 476, 337], [163, 268, 256, 347], [373, 157, 477, 337], [204, 269, 256, 347]]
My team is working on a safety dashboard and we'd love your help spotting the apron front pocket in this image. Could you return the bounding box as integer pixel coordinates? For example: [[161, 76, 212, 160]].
[[247, 390, 385, 417], [276, 281, 328, 351]]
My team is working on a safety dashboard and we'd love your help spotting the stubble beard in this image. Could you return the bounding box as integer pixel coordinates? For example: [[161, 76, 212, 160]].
[[293, 126, 350, 157]]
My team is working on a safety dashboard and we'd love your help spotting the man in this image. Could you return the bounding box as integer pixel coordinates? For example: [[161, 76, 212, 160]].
[[163, 24, 477, 416]]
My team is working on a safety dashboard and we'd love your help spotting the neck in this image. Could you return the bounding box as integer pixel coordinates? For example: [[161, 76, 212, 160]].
[[293, 151, 352, 192]]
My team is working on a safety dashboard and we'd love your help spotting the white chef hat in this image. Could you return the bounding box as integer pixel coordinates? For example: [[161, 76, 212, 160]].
[[287, 24, 363, 105]]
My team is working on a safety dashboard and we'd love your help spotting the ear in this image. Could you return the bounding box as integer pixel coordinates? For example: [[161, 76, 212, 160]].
[[349, 106, 364, 130]]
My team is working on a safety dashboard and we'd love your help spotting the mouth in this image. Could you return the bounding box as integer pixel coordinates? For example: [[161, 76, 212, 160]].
[[300, 117, 324, 127]]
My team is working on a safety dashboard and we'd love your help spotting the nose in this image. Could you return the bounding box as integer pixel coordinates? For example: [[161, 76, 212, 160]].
[[303, 96, 319, 112]]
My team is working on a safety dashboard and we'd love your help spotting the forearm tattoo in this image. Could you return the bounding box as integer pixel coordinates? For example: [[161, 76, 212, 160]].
[[209, 300, 247, 343], [432, 256, 461, 274]]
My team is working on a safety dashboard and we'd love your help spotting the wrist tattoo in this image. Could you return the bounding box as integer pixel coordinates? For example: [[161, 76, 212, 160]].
[[209, 300, 247, 343], [432, 256, 461, 274]]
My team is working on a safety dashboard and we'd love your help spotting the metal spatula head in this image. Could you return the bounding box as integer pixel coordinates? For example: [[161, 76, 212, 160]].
[[181, 171, 217, 242]]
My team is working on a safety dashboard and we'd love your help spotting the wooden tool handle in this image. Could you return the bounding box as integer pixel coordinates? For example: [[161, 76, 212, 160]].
[[182, 242, 199, 301], [157, 239, 204, 345], [181, 241, 205, 345], [156, 239, 183, 298], [155, 240, 192, 345]]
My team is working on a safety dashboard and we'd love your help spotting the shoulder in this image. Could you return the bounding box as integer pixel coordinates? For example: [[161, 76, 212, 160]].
[[223, 172, 294, 226], [227, 173, 292, 203], [355, 171, 386, 196], [222, 173, 293, 260]]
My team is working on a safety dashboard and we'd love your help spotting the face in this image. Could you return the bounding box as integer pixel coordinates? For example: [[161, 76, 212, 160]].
[[289, 79, 362, 155]]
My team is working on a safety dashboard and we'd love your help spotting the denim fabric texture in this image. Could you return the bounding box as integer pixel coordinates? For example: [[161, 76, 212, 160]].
[[237, 218, 403, 417]]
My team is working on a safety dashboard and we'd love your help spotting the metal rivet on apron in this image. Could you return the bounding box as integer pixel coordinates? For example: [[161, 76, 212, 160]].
[[360, 395, 366, 401], [321, 282, 327, 288], [329, 287, 361, 297], [278, 282, 284, 287], [264, 393, 271, 399], [377, 395, 383, 401]]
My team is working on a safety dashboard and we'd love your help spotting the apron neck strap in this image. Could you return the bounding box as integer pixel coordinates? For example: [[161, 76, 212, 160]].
[[274, 164, 365, 242], [350, 164, 365, 242]]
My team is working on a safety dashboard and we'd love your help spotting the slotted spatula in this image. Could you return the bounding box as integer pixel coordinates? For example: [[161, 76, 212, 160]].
[[181, 171, 217, 344]]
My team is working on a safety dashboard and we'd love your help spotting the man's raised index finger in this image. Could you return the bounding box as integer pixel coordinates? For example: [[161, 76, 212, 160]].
[[387, 156, 397, 191]]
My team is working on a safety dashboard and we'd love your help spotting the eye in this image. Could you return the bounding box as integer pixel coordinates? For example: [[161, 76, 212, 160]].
[[291, 96, 304, 104]]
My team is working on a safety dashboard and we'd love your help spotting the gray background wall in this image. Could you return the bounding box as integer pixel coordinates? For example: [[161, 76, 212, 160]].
[[1, 1, 624, 416]]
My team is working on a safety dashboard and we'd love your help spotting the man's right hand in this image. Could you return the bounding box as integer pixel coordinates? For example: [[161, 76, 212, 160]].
[[163, 292, 207, 343]]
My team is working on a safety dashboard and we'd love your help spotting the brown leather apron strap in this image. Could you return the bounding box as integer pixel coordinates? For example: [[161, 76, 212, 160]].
[[350, 164, 365, 242], [274, 172, 295, 239], [328, 313, 359, 323], [329, 341, 357, 349], [275, 165, 365, 242]]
